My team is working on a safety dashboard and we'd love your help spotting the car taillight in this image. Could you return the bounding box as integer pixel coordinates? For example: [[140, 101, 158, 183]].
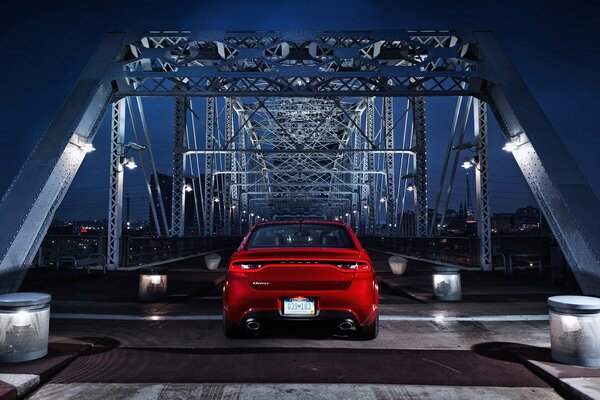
[[241, 263, 262, 270], [230, 262, 263, 270], [337, 262, 370, 271]]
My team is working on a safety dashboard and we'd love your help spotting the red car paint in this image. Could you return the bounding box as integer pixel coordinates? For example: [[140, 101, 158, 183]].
[[222, 220, 379, 339]]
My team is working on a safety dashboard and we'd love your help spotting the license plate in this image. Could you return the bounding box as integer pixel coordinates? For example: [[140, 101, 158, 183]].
[[283, 298, 315, 315]]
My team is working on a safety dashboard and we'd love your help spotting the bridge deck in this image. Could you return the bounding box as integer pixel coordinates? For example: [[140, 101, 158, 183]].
[[0, 249, 596, 399]]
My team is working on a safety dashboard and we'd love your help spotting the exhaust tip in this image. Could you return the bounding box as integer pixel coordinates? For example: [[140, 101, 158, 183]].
[[246, 319, 260, 331], [339, 319, 355, 331]]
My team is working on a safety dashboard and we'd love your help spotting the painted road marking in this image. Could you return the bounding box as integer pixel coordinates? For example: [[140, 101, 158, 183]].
[[50, 313, 549, 322]]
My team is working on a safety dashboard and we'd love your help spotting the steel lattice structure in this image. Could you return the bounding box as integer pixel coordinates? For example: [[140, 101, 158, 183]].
[[0, 30, 599, 296]]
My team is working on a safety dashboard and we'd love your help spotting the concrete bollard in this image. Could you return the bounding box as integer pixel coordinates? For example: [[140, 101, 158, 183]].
[[432, 266, 462, 301], [0, 293, 51, 362], [548, 295, 600, 367], [389, 256, 407, 275], [205, 253, 221, 270]]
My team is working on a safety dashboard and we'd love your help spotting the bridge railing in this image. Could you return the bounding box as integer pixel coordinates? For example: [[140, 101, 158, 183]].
[[359, 235, 555, 268], [35, 234, 242, 268]]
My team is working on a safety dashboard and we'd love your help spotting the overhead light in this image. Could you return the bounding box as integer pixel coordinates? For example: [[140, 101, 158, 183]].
[[81, 143, 96, 153], [184, 185, 193, 192], [353, 210, 357, 214], [345, 213, 350, 217], [123, 158, 137, 170], [407, 184, 414, 192], [461, 157, 474, 169], [502, 141, 518, 152], [363, 205, 368, 209], [231, 205, 236, 209], [213, 197, 220, 203], [380, 197, 386, 203], [250, 213, 255, 217]]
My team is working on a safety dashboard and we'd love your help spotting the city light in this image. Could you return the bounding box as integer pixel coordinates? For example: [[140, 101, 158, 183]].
[[214, 197, 220, 203], [184, 184, 193, 192], [380, 197, 386, 203], [407, 184, 414, 192]]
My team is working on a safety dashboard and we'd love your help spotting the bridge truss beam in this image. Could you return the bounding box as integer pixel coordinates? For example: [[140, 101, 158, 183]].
[[0, 30, 598, 295]]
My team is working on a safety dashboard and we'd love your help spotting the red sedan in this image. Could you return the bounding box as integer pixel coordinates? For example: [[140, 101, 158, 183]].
[[223, 220, 379, 339]]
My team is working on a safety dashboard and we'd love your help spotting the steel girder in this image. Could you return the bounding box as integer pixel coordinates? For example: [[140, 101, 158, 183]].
[[111, 31, 476, 97], [383, 97, 396, 232], [412, 97, 428, 237], [0, 34, 120, 293], [0, 30, 599, 295], [473, 98, 492, 271], [473, 31, 600, 293], [203, 97, 216, 235], [107, 99, 126, 268], [171, 96, 187, 237]]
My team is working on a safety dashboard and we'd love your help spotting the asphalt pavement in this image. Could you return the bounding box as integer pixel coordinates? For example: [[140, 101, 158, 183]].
[[0, 249, 597, 399]]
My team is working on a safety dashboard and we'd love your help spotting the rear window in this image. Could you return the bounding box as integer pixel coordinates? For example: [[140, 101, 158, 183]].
[[246, 224, 354, 249]]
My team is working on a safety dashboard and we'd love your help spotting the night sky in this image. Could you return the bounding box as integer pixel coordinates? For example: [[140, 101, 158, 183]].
[[1, 0, 599, 221]]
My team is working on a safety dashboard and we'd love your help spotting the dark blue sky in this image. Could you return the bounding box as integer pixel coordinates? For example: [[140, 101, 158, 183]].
[[1, 0, 599, 220]]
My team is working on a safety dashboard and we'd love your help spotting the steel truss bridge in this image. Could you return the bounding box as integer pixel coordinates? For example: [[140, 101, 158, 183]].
[[0, 30, 599, 295]]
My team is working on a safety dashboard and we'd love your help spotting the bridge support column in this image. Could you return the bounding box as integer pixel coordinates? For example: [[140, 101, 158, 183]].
[[366, 97, 376, 234], [473, 98, 492, 271], [107, 99, 126, 269], [384, 97, 396, 234], [171, 96, 187, 237], [476, 31, 600, 294], [413, 97, 428, 237], [204, 98, 216, 236], [0, 34, 121, 293]]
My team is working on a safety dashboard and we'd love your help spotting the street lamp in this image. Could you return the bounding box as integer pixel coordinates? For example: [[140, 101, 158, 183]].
[[184, 184, 193, 192]]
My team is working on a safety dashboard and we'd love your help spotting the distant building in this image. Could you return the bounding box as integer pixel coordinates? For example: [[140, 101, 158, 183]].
[[491, 213, 514, 234]]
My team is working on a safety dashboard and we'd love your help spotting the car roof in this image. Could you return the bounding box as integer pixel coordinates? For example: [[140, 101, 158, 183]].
[[254, 220, 346, 227]]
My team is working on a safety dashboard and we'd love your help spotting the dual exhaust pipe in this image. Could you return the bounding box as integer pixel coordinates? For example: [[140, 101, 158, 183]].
[[339, 319, 355, 331], [246, 318, 355, 331], [246, 319, 260, 331]]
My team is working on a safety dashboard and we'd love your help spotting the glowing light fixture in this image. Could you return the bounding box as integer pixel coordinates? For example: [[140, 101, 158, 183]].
[[407, 184, 414, 192], [432, 266, 462, 301], [184, 184, 193, 192], [461, 157, 474, 169], [122, 157, 137, 170], [80, 143, 96, 153], [502, 141, 518, 152], [139, 267, 167, 301], [548, 296, 600, 366], [0, 292, 51, 362]]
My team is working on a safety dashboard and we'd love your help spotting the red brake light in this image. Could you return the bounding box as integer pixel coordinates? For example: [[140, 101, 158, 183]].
[[230, 262, 263, 270], [337, 262, 370, 271]]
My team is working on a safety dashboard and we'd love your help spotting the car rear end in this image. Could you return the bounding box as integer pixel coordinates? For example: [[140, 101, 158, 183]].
[[223, 221, 378, 339]]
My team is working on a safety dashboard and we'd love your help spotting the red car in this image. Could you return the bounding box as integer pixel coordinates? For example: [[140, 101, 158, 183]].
[[222, 220, 379, 339]]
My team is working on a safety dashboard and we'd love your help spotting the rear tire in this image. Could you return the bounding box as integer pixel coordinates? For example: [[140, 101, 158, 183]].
[[358, 313, 379, 340], [223, 314, 241, 338]]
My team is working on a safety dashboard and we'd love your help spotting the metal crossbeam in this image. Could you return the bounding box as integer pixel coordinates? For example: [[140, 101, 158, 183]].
[[1, 30, 600, 295]]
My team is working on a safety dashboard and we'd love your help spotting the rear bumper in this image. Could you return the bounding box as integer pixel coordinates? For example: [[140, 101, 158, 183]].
[[223, 272, 378, 327]]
